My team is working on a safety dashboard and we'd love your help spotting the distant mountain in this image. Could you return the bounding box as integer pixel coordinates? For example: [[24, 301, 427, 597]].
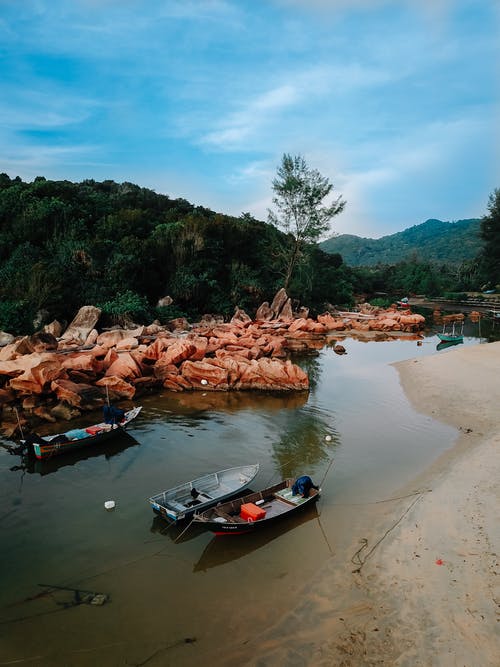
[[320, 218, 482, 267]]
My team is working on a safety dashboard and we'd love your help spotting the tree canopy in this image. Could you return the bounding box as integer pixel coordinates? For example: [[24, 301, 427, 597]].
[[268, 154, 345, 289], [0, 173, 354, 334], [478, 188, 500, 287]]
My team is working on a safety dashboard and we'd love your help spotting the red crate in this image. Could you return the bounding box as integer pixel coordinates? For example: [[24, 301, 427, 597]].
[[240, 502, 266, 522]]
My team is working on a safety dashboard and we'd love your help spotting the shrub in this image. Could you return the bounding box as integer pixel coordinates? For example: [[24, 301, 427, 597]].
[[98, 290, 152, 326], [0, 300, 35, 335]]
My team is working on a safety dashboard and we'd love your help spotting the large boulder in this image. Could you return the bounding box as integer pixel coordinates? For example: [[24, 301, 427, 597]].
[[60, 306, 101, 345], [9, 358, 66, 394], [96, 376, 136, 400], [105, 352, 143, 380], [270, 288, 289, 318], [50, 378, 104, 408], [255, 302, 274, 321], [181, 360, 229, 389]]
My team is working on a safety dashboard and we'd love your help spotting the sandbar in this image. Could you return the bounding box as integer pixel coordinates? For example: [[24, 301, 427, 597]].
[[221, 341, 500, 666]]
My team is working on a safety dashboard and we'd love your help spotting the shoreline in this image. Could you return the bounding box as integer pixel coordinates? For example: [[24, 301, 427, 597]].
[[220, 341, 500, 666]]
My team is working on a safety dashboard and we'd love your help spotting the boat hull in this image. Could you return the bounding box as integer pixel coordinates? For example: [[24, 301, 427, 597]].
[[149, 464, 260, 523], [26, 407, 142, 460], [194, 478, 320, 536], [436, 333, 463, 343]]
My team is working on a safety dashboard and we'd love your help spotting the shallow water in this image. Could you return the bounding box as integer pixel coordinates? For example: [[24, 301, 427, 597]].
[[0, 331, 482, 665]]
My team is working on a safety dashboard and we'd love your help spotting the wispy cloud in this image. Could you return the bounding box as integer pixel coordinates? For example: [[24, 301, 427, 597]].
[[200, 85, 299, 150], [0, 0, 496, 236]]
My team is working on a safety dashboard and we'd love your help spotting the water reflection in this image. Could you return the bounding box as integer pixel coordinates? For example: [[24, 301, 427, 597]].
[[139, 390, 309, 428], [8, 432, 140, 477], [149, 515, 208, 544], [270, 405, 339, 478], [192, 503, 320, 573]]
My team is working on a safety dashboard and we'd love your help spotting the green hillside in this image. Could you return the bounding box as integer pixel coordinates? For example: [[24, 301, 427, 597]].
[[320, 218, 482, 266]]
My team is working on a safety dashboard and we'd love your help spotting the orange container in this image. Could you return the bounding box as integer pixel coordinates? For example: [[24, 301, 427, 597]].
[[240, 502, 266, 522]]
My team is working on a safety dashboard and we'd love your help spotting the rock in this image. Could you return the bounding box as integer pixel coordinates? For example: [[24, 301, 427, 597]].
[[84, 329, 99, 347], [181, 360, 229, 389], [168, 317, 190, 332], [279, 298, 293, 321], [43, 320, 64, 338], [26, 332, 59, 353], [50, 378, 104, 408], [231, 307, 252, 324], [96, 330, 135, 349], [157, 296, 173, 307], [159, 340, 197, 366], [199, 314, 225, 327], [104, 352, 143, 380], [270, 288, 289, 318], [295, 306, 309, 319], [60, 306, 102, 345], [255, 302, 274, 321], [9, 357, 66, 394], [96, 376, 136, 400], [0, 331, 15, 347]]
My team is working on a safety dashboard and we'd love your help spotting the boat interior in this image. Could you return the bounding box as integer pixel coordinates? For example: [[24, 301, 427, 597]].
[[200, 480, 318, 523]]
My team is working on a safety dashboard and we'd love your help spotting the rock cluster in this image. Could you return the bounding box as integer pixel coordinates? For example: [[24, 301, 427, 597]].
[[0, 298, 425, 435]]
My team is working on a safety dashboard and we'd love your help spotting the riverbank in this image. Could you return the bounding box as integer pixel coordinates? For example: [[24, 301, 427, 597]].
[[222, 341, 500, 666]]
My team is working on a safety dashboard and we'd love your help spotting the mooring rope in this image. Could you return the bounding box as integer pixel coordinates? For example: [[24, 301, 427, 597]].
[[350, 490, 428, 574]]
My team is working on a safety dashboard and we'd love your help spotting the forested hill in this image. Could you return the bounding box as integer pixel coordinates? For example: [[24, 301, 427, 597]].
[[320, 218, 482, 267], [0, 174, 353, 334]]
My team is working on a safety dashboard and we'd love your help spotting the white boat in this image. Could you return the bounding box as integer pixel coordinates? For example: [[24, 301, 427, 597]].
[[148, 464, 260, 523]]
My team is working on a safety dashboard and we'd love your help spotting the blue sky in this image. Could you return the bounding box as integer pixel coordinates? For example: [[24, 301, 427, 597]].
[[0, 0, 498, 238]]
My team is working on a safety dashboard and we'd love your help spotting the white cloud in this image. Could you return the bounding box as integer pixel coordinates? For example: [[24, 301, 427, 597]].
[[200, 84, 299, 150]]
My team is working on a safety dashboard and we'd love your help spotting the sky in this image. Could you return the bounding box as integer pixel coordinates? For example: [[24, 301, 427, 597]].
[[0, 0, 498, 239]]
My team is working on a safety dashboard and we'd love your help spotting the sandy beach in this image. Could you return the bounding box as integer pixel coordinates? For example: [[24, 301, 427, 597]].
[[222, 341, 500, 666]]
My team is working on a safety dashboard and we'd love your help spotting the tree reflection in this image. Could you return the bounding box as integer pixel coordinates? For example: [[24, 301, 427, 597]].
[[270, 405, 339, 478]]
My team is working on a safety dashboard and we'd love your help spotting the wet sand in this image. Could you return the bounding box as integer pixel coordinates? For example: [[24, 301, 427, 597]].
[[223, 342, 500, 666]]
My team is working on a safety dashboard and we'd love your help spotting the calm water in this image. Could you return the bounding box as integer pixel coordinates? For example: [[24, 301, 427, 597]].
[[0, 329, 484, 665]]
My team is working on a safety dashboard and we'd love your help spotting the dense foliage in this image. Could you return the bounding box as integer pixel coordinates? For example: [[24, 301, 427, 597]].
[[0, 174, 355, 334], [320, 218, 482, 267], [477, 189, 500, 288]]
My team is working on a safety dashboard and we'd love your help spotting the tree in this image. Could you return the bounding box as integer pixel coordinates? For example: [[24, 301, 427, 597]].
[[479, 188, 500, 286], [268, 153, 345, 290]]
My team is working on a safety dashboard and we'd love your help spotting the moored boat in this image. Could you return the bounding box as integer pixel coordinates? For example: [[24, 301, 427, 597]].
[[436, 321, 464, 344], [148, 464, 260, 523], [193, 476, 320, 535], [21, 406, 142, 460]]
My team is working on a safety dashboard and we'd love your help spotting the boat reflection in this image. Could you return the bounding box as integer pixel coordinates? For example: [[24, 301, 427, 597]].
[[436, 339, 464, 351], [149, 514, 208, 543], [9, 431, 140, 476], [192, 503, 320, 573]]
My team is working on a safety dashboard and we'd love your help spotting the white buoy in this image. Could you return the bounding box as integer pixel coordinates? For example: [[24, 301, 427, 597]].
[[104, 500, 116, 511], [201, 379, 208, 385], [325, 435, 332, 442]]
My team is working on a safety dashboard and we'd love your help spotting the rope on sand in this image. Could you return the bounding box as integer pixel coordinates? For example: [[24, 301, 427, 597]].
[[351, 489, 430, 574]]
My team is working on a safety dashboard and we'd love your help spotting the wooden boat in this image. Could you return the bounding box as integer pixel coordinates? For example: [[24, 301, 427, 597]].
[[21, 406, 142, 460], [436, 321, 463, 343], [193, 478, 320, 535], [149, 464, 260, 524]]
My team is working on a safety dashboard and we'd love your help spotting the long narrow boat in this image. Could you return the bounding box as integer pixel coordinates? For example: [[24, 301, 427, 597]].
[[21, 406, 142, 460], [193, 477, 320, 535], [436, 321, 463, 344], [149, 464, 260, 524]]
